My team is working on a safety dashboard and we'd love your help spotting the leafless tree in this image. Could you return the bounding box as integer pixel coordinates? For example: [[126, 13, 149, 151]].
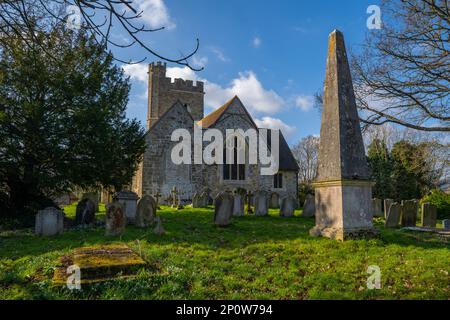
[[0, 0, 201, 69], [351, 0, 449, 132], [291, 135, 320, 185]]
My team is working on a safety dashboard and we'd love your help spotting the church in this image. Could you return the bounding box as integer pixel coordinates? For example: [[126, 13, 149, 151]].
[[132, 62, 299, 204]]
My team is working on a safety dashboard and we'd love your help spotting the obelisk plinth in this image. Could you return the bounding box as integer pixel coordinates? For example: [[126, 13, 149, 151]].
[[309, 30, 377, 241]]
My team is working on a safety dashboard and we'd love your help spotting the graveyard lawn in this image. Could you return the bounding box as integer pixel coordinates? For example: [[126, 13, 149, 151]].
[[0, 205, 449, 300]]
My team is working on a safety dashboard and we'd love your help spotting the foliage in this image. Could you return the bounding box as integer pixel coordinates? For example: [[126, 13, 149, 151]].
[[0, 206, 449, 300], [291, 135, 319, 186], [298, 183, 314, 207], [420, 189, 450, 220], [0, 24, 146, 220]]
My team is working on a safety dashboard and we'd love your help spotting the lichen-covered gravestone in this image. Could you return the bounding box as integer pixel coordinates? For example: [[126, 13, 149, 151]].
[[280, 196, 296, 217], [105, 201, 126, 236], [214, 192, 233, 227], [135, 195, 156, 228], [384, 199, 394, 219], [254, 190, 269, 216], [421, 203, 437, 228], [116, 191, 139, 224], [270, 193, 280, 209], [232, 191, 245, 217], [400, 200, 418, 227], [35, 207, 65, 236], [372, 198, 383, 218], [75, 198, 96, 226], [385, 203, 400, 228], [302, 194, 315, 217]]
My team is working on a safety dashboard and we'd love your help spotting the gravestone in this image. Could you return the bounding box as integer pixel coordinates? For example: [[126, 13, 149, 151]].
[[192, 192, 201, 208], [200, 192, 209, 207], [442, 219, 450, 230], [135, 195, 156, 228], [421, 202, 437, 228], [245, 191, 253, 214], [254, 190, 269, 216], [270, 193, 280, 209], [309, 30, 376, 240], [105, 201, 126, 236], [384, 199, 394, 219], [232, 191, 245, 217], [400, 200, 418, 227], [153, 192, 162, 209], [153, 216, 166, 235], [372, 198, 383, 217], [35, 207, 65, 236], [302, 194, 315, 217], [214, 192, 233, 227], [116, 191, 139, 224], [81, 192, 99, 212], [385, 203, 400, 228], [280, 196, 296, 217], [75, 198, 96, 226]]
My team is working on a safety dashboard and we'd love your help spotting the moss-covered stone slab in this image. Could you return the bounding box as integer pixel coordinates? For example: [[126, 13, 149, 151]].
[[53, 244, 147, 285]]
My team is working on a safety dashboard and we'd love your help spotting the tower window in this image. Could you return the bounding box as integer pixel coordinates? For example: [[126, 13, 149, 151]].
[[223, 136, 245, 181], [274, 173, 283, 188]]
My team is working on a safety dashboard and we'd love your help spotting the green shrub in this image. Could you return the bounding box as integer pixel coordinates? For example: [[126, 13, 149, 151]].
[[420, 189, 450, 220]]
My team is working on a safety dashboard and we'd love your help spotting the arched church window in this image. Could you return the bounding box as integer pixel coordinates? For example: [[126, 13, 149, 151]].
[[223, 135, 245, 181]]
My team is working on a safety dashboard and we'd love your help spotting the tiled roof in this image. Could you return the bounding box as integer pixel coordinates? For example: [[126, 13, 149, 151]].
[[197, 96, 238, 128]]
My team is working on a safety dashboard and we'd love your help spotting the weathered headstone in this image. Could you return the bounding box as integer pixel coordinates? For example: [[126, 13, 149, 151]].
[[280, 196, 296, 217], [81, 192, 99, 212], [105, 201, 126, 236], [302, 194, 315, 217], [254, 190, 269, 216], [400, 200, 417, 227], [245, 191, 253, 214], [135, 195, 156, 228], [385, 203, 400, 228], [153, 192, 162, 209], [153, 216, 166, 235], [232, 191, 245, 217], [200, 192, 209, 207], [384, 199, 394, 219], [75, 198, 96, 226], [214, 192, 233, 227], [116, 191, 139, 224], [192, 192, 201, 208], [269, 193, 280, 209], [421, 202, 437, 228], [372, 198, 383, 217], [442, 219, 450, 230], [309, 30, 376, 240], [35, 207, 65, 236]]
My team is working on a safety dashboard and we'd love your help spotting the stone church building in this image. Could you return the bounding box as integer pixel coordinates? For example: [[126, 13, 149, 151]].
[[132, 62, 299, 203]]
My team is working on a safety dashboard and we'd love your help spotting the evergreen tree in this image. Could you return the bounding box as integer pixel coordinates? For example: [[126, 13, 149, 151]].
[[367, 139, 394, 199]]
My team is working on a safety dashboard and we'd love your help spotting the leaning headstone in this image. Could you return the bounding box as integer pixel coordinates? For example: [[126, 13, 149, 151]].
[[302, 194, 315, 217], [384, 199, 394, 219], [105, 201, 126, 236], [214, 192, 233, 227], [280, 196, 296, 217], [385, 203, 400, 228], [309, 30, 376, 240], [442, 219, 450, 230], [269, 193, 280, 208], [75, 198, 96, 226], [372, 198, 383, 217], [135, 195, 156, 228], [115, 191, 139, 224], [254, 190, 269, 216], [81, 192, 99, 212], [232, 191, 245, 217], [153, 217, 165, 235], [421, 203, 437, 228], [35, 207, 65, 236], [400, 200, 417, 227]]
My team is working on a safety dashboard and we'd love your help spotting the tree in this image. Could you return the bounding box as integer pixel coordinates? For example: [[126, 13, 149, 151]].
[[291, 135, 320, 186], [0, 0, 201, 69], [351, 0, 449, 132], [0, 23, 146, 220], [367, 138, 394, 199]]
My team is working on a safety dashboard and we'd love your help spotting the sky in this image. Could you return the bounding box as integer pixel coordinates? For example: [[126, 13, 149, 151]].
[[113, 0, 382, 145]]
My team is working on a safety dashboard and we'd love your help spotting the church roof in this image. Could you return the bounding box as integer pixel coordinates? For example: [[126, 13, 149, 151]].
[[197, 96, 242, 128], [271, 130, 300, 172]]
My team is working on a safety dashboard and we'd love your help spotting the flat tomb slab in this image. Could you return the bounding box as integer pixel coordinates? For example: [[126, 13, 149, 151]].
[[53, 244, 148, 284]]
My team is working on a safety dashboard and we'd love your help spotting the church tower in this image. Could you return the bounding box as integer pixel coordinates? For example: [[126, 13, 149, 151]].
[[147, 61, 205, 128]]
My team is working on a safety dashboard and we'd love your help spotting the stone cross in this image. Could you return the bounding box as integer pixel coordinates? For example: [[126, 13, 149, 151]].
[[154, 192, 162, 209]]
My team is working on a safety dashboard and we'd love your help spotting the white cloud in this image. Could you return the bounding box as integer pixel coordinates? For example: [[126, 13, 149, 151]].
[[252, 37, 262, 48], [122, 63, 148, 82], [192, 56, 208, 69], [295, 95, 314, 112], [166, 66, 199, 83], [209, 47, 229, 62], [135, 0, 176, 30], [254, 117, 296, 138]]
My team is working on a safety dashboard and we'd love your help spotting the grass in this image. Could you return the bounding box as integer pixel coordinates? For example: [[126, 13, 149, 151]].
[[0, 204, 449, 300]]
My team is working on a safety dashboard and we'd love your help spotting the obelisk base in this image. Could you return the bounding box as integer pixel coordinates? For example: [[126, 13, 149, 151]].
[[309, 180, 378, 241]]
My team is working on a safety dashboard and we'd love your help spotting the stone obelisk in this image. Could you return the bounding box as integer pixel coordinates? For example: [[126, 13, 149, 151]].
[[310, 30, 376, 241]]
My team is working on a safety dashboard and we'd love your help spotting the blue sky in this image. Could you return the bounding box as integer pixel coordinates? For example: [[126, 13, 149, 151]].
[[115, 0, 381, 145]]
